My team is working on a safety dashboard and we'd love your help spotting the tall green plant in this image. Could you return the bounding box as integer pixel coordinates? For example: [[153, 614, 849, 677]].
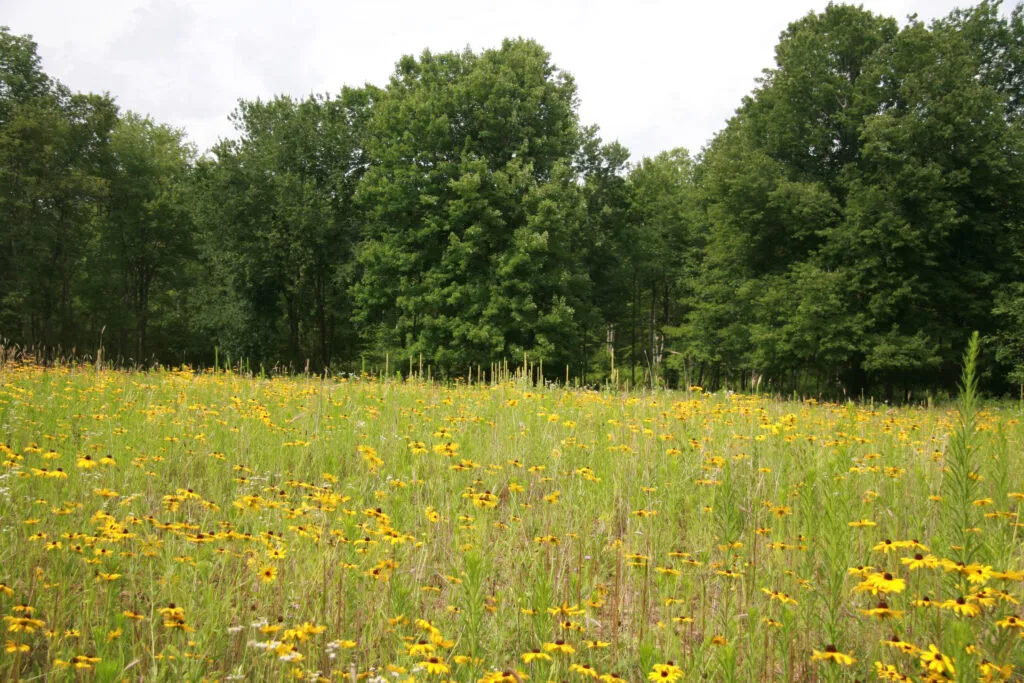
[[941, 331, 982, 572]]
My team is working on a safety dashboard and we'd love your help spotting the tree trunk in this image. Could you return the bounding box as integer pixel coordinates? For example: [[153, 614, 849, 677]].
[[631, 272, 637, 385], [649, 283, 657, 388], [136, 267, 151, 361]]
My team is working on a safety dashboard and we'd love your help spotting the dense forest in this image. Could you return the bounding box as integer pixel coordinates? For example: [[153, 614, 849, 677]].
[[2, 2, 1024, 396]]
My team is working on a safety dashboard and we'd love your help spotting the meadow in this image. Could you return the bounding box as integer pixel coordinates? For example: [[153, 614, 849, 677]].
[[1, 351, 1022, 681]]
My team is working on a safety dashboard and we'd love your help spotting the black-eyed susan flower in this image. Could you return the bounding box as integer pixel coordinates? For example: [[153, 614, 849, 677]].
[[570, 663, 599, 678], [860, 600, 903, 620], [919, 644, 955, 676], [991, 569, 1024, 581], [873, 539, 898, 553], [3, 616, 45, 633], [940, 596, 981, 617], [996, 614, 1024, 630], [157, 604, 189, 630], [847, 565, 875, 578], [901, 553, 939, 570], [69, 654, 101, 670], [854, 572, 906, 595], [810, 645, 855, 665], [542, 640, 575, 654], [873, 661, 910, 681], [419, 656, 449, 675], [979, 660, 1014, 681], [881, 634, 918, 655], [761, 588, 798, 605], [848, 519, 876, 528], [547, 602, 585, 616], [407, 640, 434, 656], [647, 662, 683, 682], [522, 649, 551, 663], [429, 630, 454, 648], [967, 588, 998, 607]]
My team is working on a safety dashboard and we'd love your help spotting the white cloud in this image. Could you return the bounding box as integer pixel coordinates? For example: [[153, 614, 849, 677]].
[[4, 0, 1005, 160]]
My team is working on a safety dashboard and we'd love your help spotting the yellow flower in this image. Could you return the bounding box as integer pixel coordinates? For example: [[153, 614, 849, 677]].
[[570, 663, 600, 679], [542, 640, 575, 654], [70, 654, 101, 669], [408, 640, 435, 656], [860, 601, 903, 620], [3, 616, 45, 633], [478, 671, 524, 683], [881, 634, 919, 655], [991, 569, 1024, 581], [547, 602, 585, 617], [853, 572, 906, 595], [429, 630, 454, 648], [847, 565, 875, 577], [979, 660, 1014, 681], [874, 662, 909, 681], [940, 559, 993, 583], [648, 663, 684, 682], [420, 657, 449, 675], [258, 565, 277, 583], [940, 597, 981, 617], [873, 539, 898, 553], [901, 553, 939, 570], [761, 588, 798, 605], [811, 645, 855, 666], [920, 644, 955, 675], [157, 604, 189, 630], [522, 649, 552, 663], [996, 614, 1023, 630]]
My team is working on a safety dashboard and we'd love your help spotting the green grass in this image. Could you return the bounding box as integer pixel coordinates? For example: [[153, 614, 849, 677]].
[[0, 361, 1022, 681]]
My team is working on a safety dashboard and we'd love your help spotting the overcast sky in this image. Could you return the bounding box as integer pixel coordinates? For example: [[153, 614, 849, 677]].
[[4, 0, 1006, 160]]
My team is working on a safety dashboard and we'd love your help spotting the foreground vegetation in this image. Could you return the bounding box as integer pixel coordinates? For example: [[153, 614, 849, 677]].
[[1, 346, 1022, 681]]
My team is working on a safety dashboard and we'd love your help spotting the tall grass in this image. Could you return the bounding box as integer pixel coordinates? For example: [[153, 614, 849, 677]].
[[0, 343, 1021, 681]]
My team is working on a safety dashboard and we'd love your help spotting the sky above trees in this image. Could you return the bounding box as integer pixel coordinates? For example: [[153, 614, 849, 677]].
[[4, 0, 1010, 159]]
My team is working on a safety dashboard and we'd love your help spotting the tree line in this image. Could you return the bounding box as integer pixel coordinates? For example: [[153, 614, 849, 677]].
[[3, 2, 1024, 396]]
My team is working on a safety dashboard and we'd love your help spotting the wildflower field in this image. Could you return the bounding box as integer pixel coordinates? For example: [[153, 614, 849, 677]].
[[1, 354, 1023, 681]]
